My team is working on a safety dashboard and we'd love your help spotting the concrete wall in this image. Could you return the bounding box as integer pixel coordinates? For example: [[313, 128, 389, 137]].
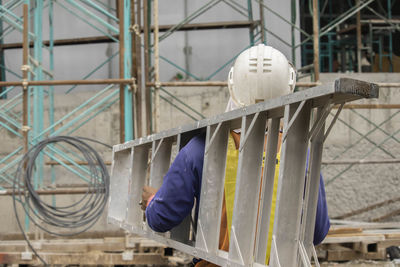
[[0, 73, 399, 235]]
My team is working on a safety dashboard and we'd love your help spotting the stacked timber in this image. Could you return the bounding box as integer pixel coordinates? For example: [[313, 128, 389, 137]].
[[317, 220, 400, 262]]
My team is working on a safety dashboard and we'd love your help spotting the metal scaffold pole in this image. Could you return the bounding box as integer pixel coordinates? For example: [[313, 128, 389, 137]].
[[22, 3, 29, 160], [131, 0, 143, 138], [247, 0, 254, 46], [259, 0, 266, 44], [118, 0, 125, 142], [33, 0, 44, 188], [153, 0, 160, 133], [291, 0, 296, 66], [356, 0, 362, 73], [118, 0, 133, 141], [143, 0, 152, 134], [312, 0, 320, 81]]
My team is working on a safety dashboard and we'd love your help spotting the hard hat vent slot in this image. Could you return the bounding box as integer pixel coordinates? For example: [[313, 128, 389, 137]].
[[263, 62, 272, 72], [249, 58, 257, 72]]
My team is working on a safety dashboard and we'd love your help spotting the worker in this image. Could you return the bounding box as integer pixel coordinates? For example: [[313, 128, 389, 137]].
[[141, 44, 330, 266]]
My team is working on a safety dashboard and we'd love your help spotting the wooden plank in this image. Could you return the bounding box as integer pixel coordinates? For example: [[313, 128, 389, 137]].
[[323, 233, 385, 244], [0, 252, 169, 265], [0, 237, 164, 253], [324, 244, 387, 261], [377, 239, 400, 249], [328, 227, 363, 235], [385, 233, 400, 239]]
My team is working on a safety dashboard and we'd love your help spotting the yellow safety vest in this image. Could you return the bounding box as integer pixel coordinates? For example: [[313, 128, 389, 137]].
[[224, 135, 280, 263]]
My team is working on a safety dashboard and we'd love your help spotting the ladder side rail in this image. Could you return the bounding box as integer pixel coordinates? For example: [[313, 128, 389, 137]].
[[254, 118, 281, 264], [272, 101, 312, 267], [126, 145, 151, 231], [228, 112, 268, 266], [301, 107, 326, 261], [195, 123, 230, 254], [108, 147, 133, 221]]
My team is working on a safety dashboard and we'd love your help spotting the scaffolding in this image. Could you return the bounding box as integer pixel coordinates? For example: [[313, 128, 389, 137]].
[[0, 0, 399, 264]]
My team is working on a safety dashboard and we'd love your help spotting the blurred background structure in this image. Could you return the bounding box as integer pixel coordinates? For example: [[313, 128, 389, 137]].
[[0, 0, 399, 265]]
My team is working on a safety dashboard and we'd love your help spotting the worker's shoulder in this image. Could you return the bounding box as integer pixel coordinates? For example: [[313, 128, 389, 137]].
[[180, 133, 206, 159]]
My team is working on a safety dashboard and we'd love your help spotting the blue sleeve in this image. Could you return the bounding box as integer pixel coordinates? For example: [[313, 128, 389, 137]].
[[145, 136, 204, 232], [313, 174, 330, 245]]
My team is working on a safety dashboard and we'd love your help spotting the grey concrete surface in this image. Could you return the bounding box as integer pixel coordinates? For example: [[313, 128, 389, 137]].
[[0, 73, 399, 236]]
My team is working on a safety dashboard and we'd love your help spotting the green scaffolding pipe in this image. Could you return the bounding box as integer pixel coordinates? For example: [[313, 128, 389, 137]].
[[23, 0, 30, 233], [0, 86, 16, 98], [123, 0, 133, 141], [37, 85, 114, 138], [48, 0, 56, 205], [0, 93, 22, 109], [3, 0, 22, 9], [265, 26, 295, 48], [0, 4, 22, 22], [159, 54, 202, 81], [0, 173, 17, 187], [0, 146, 22, 166], [0, 98, 22, 119], [0, 110, 21, 129], [57, 1, 118, 42], [161, 95, 198, 121], [291, 0, 296, 65], [0, 90, 115, 184], [0, 0, 5, 100], [160, 86, 205, 119], [332, 116, 395, 159], [204, 50, 243, 80], [66, 51, 119, 94], [319, 0, 375, 36], [65, 0, 119, 34], [0, 0, 25, 39], [33, 0, 44, 188], [0, 88, 116, 179], [0, 64, 23, 79], [0, 152, 22, 174], [94, 0, 116, 12], [82, 0, 119, 23], [365, 5, 400, 31], [44, 145, 94, 183], [0, 5, 35, 39], [159, 0, 222, 42], [66, 98, 118, 136], [333, 110, 400, 160], [50, 90, 119, 136], [43, 151, 92, 184], [151, 88, 198, 121], [387, 0, 393, 72], [0, 124, 110, 186], [221, 0, 248, 17], [295, 0, 375, 49], [0, 121, 22, 137], [0, 146, 93, 186], [255, 0, 310, 38], [247, 0, 254, 46], [351, 109, 400, 144], [327, 126, 400, 186]]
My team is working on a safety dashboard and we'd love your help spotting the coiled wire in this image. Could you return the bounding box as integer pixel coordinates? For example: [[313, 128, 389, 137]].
[[12, 136, 110, 265]]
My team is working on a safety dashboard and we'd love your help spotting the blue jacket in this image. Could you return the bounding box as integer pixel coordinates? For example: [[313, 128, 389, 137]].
[[146, 134, 330, 245]]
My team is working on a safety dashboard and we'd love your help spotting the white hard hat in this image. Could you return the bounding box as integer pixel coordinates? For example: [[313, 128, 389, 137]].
[[227, 44, 296, 108]]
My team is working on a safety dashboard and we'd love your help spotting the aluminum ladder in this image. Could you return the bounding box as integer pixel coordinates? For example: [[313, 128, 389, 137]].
[[107, 78, 379, 267]]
